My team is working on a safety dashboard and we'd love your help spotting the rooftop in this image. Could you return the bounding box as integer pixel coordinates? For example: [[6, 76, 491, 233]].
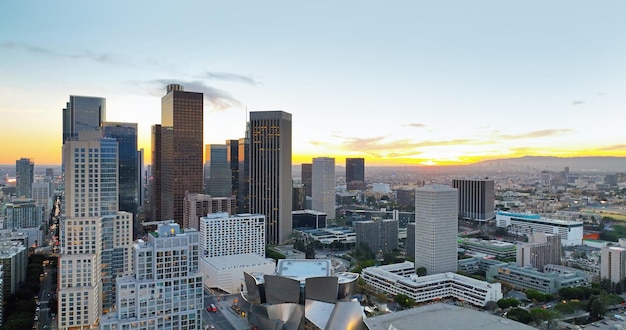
[[276, 259, 332, 281], [202, 253, 275, 270]]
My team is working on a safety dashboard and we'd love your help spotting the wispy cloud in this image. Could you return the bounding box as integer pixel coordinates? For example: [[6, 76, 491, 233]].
[[149, 79, 242, 111], [497, 129, 573, 140], [1, 41, 123, 65], [404, 123, 427, 128], [571, 100, 585, 105], [599, 144, 626, 151], [198, 71, 262, 86]]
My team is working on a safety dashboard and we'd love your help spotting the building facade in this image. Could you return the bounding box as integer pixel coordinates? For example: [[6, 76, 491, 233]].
[[249, 111, 292, 244], [204, 144, 231, 197], [346, 158, 366, 191], [601, 246, 626, 284], [355, 219, 398, 253], [100, 223, 204, 330], [496, 211, 583, 246], [159, 84, 204, 225], [62, 95, 106, 145], [452, 179, 495, 221], [199, 212, 265, 258], [182, 193, 236, 230], [312, 157, 336, 220], [301, 163, 312, 197], [414, 185, 458, 275], [517, 232, 561, 270], [15, 157, 34, 198]]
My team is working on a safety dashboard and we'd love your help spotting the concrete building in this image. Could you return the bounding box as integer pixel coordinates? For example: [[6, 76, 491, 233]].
[[406, 222, 415, 258], [159, 84, 204, 226], [361, 262, 502, 307], [355, 218, 398, 253], [0, 240, 27, 295], [517, 232, 561, 270], [182, 193, 236, 230], [100, 223, 203, 330], [204, 144, 231, 197], [312, 157, 336, 220], [32, 181, 53, 216], [496, 211, 583, 246], [487, 263, 588, 294], [200, 253, 275, 293], [346, 158, 366, 191], [3, 198, 43, 230], [458, 238, 516, 259], [296, 227, 356, 245], [199, 212, 265, 258], [249, 111, 292, 245], [15, 157, 34, 198], [601, 246, 626, 284], [414, 185, 458, 275], [452, 179, 495, 221]]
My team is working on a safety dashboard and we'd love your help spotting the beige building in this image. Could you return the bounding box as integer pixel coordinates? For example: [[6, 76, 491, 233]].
[[517, 232, 561, 270], [601, 246, 626, 284]]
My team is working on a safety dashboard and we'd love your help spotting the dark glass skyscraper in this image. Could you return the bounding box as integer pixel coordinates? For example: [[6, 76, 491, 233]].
[[104, 122, 139, 231], [62, 95, 106, 144], [226, 139, 239, 201], [204, 144, 231, 197], [301, 163, 312, 197], [346, 158, 366, 191], [149, 124, 162, 222], [159, 84, 204, 225], [237, 137, 250, 213], [249, 111, 292, 244], [16, 157, 34, 198]]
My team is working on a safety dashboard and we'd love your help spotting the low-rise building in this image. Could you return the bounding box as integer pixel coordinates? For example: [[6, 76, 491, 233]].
[[200, 253, 276, 293], [487, 263, 588, 293], [458, 238, 516, 259], [495, 211, 583, 246]]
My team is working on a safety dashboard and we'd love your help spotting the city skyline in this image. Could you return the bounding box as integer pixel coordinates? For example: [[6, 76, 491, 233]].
[[2, 2, 626, 166]]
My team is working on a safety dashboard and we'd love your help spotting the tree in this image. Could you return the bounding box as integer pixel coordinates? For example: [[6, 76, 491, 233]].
[[588, 295, 608, 320], [416, 267, 427, 276], [507, 308, 532, 324], [305, 242, 316, 259], [530, 308, 554, 326], [484, 301, 499, 312]]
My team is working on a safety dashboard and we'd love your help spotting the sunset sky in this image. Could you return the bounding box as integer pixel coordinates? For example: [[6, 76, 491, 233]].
[[2, 1, 626, 166]]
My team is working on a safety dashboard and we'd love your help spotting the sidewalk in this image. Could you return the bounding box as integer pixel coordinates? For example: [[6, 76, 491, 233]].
[[217, 299, 251, 330]]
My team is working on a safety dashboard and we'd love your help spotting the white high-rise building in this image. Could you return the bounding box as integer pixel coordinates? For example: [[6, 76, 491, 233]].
[[414, 185, 458, 275], [199, 212, 265, 258], [100, 223, 203, 330], [312, 157, 336, 220], [58, 132, 134, 328], [601, 246, 626, 284]]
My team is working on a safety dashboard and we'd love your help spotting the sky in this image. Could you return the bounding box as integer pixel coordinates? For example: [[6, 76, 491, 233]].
[[2, 1, 626, 167]]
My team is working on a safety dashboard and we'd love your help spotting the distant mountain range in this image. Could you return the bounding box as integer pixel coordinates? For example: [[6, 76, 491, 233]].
[[466, 156, 626, 173]]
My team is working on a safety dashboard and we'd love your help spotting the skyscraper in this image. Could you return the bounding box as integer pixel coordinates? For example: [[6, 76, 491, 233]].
[[452, 179, 495, 222], [103, 122, 139, 221], [312, 157, 336, 219], [249, 111, 292, 244], [355, 218, 398, 253], [199, 212, 265, 258], [346, 158, 366, 191], [159, 84, 204, 225], [204, 144, 231, 197], [62, 95, 106, 144], [414, 185, 458, 275], [149, 124, 162, 222], [237, 137, 250, 213], [301, 163, 312, 197], [15, 157, 34, 198], [226, 139, 239, 202], [601, 246, 626, 285]]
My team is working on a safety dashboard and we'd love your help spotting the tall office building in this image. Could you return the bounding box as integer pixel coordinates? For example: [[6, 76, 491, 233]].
[[149, 124, 162, 222], [226, 139, 239, 202], [346, 158, 366, 191], [62, 95, 106, 144], [199, 212, 265, 258], [452, 179, 495, 221], [182, 193, 236, 230], [103, 122, 139, 223], [249, 111, 292, 244], [414, 185, 458, 275], [355, 218, 398, 253], [204, 144, 231, 197], [237, 137, 250, 213], [15, 158, 34, 198], [100, 223, 203, 330], [301, 163, 312, 197], [312, 157, 336, 219], [601, 246, 626, 285], [159, 84, 204, 225]]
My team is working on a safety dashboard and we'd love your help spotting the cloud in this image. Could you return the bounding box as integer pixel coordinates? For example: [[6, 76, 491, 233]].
[[198, 71, 262, 86], [404, 123, 427, 128], [571, 100, 585, 105], [599, 144, 626, 151], [1, 41, 122, 65], [497, 129, 573, 140], [149, 79, 242, 111]]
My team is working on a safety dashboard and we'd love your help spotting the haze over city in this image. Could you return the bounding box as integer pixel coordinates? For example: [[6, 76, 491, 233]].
[[2, 1, 626, 166]]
